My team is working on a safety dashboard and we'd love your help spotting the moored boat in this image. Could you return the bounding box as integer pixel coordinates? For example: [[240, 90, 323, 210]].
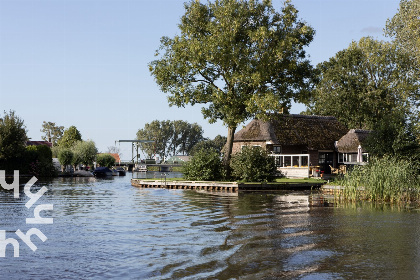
[[115, 167, 126, 176], [92, 167, 113, 177]]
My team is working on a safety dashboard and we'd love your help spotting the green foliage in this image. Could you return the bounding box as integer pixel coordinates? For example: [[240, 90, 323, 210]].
[[337, 157, 420, 203], [190, 135, 227, 156], [97, 154, 116, 168], [149, 0, 315, 172], [40, 121, 64, 146], [385, 0, 420, 65], [183, 148, 223, 181], [364, 114, 420, 162], [58, 148, 73, 168], [0, 112, 56, 176], [71, 140, 98, 168], [137, 120, 204, 159], [25, 145, 56, 177], [57, 126, 82, 149], [306, 37, 419, 130], [0, 110, 27, 161], [51, 145, 60, 158], [177, 122, 204, 156], [170, 120, 189, 156], [230, 146, 276, 182], [137, 120, 173, 160]]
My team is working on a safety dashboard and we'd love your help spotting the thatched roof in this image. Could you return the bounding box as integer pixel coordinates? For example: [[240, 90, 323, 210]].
[[234, 114, 348, 150], [336, 129, 372, 153]]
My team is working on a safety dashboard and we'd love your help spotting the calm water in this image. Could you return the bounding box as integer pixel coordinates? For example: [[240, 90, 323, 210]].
[[1, 173, 420, 279]]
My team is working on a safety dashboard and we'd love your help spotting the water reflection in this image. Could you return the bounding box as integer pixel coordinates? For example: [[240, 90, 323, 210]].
[[1, 175, 420, 279]]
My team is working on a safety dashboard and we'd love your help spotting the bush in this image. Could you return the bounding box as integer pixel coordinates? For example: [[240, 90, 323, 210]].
[[97, 154, 116, 168], [230, 146, 276, 182], [183, 148, 223, 181], [25, 145, 56, 177]]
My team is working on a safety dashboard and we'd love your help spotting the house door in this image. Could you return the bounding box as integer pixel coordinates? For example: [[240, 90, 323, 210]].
[[318, 152, 333, 174]]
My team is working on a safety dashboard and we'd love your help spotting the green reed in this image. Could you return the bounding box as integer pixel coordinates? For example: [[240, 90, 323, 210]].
[[336, 156, 420, 203]]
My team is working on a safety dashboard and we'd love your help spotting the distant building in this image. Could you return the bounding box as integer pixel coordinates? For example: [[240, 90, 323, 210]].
[[26, 140, 52, 148]]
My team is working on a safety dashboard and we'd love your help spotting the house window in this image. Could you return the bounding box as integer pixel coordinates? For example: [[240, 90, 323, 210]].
[[284, 156, 291, 167], [363, 153, 369, 162], [339, 153, 369, 163], [273, 146, 281, 154], [241, 145, 261, 151], [292, 156, 300, 167], [301, 156, 308, 167]]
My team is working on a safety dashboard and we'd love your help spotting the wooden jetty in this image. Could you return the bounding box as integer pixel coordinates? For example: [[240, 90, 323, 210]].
[[131, 179, 324, 192]]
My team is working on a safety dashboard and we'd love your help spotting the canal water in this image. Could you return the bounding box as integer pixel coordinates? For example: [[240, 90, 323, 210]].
[[1, 173, 420, 279]]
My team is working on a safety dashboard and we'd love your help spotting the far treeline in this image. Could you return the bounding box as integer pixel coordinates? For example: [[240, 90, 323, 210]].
[[136, 120, 226, 161], [0, 112, 227, 176], [0, 116, 103, 176]]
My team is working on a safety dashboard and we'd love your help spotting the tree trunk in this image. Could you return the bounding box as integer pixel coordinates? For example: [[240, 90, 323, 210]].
[[223, 126, 236, 179]]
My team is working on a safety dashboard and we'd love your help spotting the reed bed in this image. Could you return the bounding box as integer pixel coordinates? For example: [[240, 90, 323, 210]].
[[335, 157, 420, 203]]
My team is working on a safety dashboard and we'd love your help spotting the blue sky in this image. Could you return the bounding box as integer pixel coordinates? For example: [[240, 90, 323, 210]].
[[0, 0, 400, 160]]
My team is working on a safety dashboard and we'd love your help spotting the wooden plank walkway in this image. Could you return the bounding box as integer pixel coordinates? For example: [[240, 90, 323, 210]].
[[131, 179, 324, 192]]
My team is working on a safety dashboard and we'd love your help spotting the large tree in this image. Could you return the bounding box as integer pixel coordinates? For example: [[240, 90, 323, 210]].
[[170, 120, 189, 156], [136, 120, 204, 160], [57, 149, 73, 172], [385, 0, 420, 65], [57, 126, 82, 149], [72, 140, 98, 169], [385, 0, 420, 136], [149, 0, 314, 174], [306, 37, 419, 130], [177, 122, 204, 155], [40, 121, 64, 146], [136, 120, 173, 160], [0, 110, 27, 160]]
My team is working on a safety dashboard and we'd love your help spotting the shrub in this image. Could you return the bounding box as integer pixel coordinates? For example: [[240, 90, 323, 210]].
[[25, 145, 56, 177], [97, 154, 116, 168], [230, 146, 276, 182], [183, 148, 223, 181]]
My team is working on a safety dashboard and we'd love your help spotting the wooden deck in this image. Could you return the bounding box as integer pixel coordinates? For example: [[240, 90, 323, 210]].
[[131, 179, 324, 192]]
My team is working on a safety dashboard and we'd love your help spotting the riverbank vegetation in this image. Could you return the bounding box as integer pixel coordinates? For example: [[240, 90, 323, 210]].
[[335, 157, 420, 203], [96, 153, 116, 168], [52, 126, 98, 172], [230, 146, 276, 182], [0, 110, 56, 176], [0, 110, 101, 176], [183, 146, 277, 182], [183, 148, 223, 181]]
